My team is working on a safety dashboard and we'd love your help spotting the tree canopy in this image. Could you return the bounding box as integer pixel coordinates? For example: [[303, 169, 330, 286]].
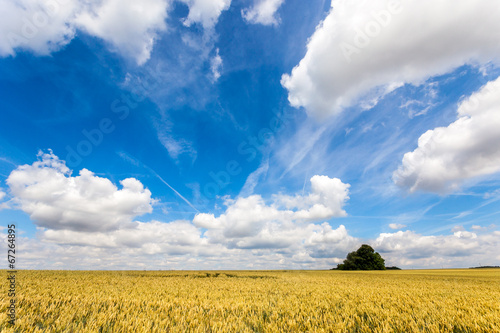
[[336, 244, 386, 270]]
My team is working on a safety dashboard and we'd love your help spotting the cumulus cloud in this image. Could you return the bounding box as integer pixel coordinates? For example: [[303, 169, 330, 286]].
[[274, 175, 350, 220], [178, 0, 231, 29], [281, 0, 500, 118], [6, 154, 498, 270], [394, 76, 500, 193], [41, 220, 207, 253], [6, 229, 352, 270], [5, 153, 356, 268], [0, 0, 170, 64], [242, 0, 284, 26], [34, 216, 358, 268], [0, 0, 237, 64], [194, 175, 350, 237], [471, 224, 496, 232], [195, 195, 283, 237], [74, 0, 170, 65], [192, 175, 354, 260], [8, 223, 499, 270], [0, 0, 80, 57], [221, 222, 358, 260], [389, 223, 406, 230], [374, 229, 500, 267], [304, 223, 357, 258], [2, 232, 219, 270], [6, 150, 153, 232]]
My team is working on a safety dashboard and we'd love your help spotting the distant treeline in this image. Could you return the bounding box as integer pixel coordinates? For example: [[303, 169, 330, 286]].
[[331, 266, 401, 270], [469, 266, 500, 269]]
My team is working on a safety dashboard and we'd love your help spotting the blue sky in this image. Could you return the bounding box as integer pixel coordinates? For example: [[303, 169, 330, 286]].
[[1, 0, 500, 269]]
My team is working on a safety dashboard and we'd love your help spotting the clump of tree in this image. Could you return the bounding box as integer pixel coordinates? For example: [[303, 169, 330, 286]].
[[385, 266, 401, 270], [336, 244, 386, 270]]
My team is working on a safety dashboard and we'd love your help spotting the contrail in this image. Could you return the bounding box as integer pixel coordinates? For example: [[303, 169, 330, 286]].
[[149, 169, 200, 213], [117, 151, 199, 213]]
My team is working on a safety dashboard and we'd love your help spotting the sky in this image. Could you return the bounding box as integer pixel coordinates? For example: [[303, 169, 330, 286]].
[[0, 0, 500, 270]]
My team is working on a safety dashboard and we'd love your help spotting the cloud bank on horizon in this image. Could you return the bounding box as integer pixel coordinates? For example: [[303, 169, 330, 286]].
[[0, 0, 499, 269], [3, 151, 499, 269]]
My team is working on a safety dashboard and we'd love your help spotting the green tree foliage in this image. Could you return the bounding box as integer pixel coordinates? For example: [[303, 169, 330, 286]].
[[337, 244, 386, 270]]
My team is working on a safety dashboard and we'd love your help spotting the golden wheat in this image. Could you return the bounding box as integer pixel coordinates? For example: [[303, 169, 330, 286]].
[[1, 269, 499, 332]]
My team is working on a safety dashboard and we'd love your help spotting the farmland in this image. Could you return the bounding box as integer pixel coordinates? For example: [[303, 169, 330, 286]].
[[1, 269, 499, 332]]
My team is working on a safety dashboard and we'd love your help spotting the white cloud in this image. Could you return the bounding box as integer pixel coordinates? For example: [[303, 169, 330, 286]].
[[178, 0, 231, 29], [389, 223, 406, 230], [239, 158, 269, 197], [281, 0, 500, 118], [5, 233, 223, 270], [210, 48, 222, 81], [304, 223, 357, 258], [0, 0, 80, 57], [0, 0, 235, 65], [41, 220, 206, 253], [193, 175, 353, 261], [471, 224, 496, 232], [157, 132, 198, 162], [374, 229, 500, 268], [0, 0, 170, 64], [196, 195, 287, 237], [242, 0, 284, 26], [6, 150, 153, 232], [8, 229, 351, 270], [453, 230, 477, 240], [6, 153, 498, 270], [220, 222, 358, 260], [9, 224, 499, 270], [194, 175, 350, 238], [484, 189, 500, 199], [274, 175, 350, 220], [394, 77, 500, 193], [74, 0, 170, 65]]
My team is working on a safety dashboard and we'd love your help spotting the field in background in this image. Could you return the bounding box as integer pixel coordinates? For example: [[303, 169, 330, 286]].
[[1, 269, 499, 332]]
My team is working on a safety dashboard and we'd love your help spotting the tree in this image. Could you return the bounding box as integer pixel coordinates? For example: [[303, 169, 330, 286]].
[[336, 244, 386, 270]]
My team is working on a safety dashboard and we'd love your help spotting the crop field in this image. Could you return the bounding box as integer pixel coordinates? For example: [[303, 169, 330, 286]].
[[1, 269, 499, 332]]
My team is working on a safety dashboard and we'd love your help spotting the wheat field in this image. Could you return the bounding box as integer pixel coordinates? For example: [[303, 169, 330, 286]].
[[1, 269, 499, 332]]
